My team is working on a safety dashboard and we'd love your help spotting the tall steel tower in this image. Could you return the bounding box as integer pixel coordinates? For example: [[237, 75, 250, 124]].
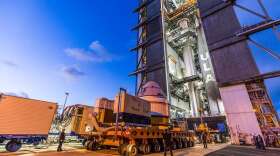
[[131, 0, 224, 119], [130, 0, 280, 143], [197, 0, 280, 144]]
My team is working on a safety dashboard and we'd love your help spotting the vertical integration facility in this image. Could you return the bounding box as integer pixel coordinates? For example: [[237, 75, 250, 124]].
[[130, 0, 280, 144], [131, 0, 224, 119]]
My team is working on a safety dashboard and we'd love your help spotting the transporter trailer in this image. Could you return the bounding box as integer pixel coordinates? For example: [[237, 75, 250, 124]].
[[63, 84, 195, 156], [82, 118, 195, 155]]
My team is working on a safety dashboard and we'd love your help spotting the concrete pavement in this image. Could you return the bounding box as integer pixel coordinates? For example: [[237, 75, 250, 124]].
[[0, 143, 227, 156], [0, 143, 280, 156], [206, 145, 280, 156]]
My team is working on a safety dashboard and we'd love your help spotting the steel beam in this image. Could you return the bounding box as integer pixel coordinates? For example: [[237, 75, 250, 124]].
[[173, 75, 200, 85], [234, 3, 267, 20], [237, 20, 280, 37], [248, 38, 280, 61], [199, 1, 232, 19], [129, 60, 165, 76], [131, 13, 161, 31], [220, 70, 280, 87], [133, 0, 153, 13], [130, 35, 163, 51]]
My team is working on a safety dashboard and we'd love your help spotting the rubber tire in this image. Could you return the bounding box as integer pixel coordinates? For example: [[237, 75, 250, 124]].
[[172, 142, 177, 150], [190, 141, 194, 147], [138, 144, 144, 154], [90, 141, 98, 151], [127, 144, 138, 156], [84, 140, 90, 149], [0, 138, 5, 144], [33, 140, 40, 146], [103, 145, 110, 149], [118, 144, 127, 155], [5, 140, 22, 152], [177, 141, 183, 149], [187, 140, 191, 147], [144, 144, 151, 154], [154, 144, 161, 153], [82, 139, 87, 146], [182, 140, 188, 148], [87, 141, 94, 150]]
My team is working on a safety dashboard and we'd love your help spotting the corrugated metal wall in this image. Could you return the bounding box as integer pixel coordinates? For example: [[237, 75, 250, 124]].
[[136, 0, 168, 94], [197, 0, 259, 85]]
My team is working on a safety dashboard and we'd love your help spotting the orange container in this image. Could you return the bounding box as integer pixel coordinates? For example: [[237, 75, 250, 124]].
[[114, 92, 151, 117], [69, 105, 94, 135], [0, 95, 57, 135], [141, 96, 169, 117], [95, 98, 114, 110]]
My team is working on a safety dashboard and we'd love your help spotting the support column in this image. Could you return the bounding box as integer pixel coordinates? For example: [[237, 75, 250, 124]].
[[220, 84, 263, 145], [182, 45, 195, 77], [188, 83, 199, 117], [182, 45, 198, 117]]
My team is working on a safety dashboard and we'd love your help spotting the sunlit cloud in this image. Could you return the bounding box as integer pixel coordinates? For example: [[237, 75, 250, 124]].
[[65, 40, 113, 63]]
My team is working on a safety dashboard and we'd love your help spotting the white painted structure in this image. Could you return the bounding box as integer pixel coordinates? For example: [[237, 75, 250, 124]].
[[220, 84, 262, 144]]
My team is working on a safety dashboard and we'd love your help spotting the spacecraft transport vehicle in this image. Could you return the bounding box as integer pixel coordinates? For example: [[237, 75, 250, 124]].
[[62, 81, 195, 156]]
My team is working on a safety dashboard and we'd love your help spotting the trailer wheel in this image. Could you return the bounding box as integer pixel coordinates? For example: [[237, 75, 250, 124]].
[[143, 144, 151, 154], [103, 145, 110, 149], [182, 139, 187, 148], [177, 140, 183, 149], [127, 144, 138, 156], [5, 140, 22, 152], [154, 143, 161, 153], [90, 141, 98, 151], [172, 142, 177, 150], [187, 140, 191, 147], [190, 141, 194, 147], [82, 139, 87, 146], [84, 140, 90, 149], [33, 139, 40, 146], [87, 141, 94, 150], [0, 137, 5, 144], [118, 144, 127, 155]]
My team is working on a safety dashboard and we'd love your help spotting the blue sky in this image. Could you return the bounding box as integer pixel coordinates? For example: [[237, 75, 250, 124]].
[[0, 0, 279, 115], [0, 0, 137, 107]]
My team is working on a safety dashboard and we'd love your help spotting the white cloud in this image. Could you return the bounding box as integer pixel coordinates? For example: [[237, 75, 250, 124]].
[[89, 41, 107, 55], [65, 41, 113, 63], [65, 48, 94, 62], [61, 65, 85, 80]]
